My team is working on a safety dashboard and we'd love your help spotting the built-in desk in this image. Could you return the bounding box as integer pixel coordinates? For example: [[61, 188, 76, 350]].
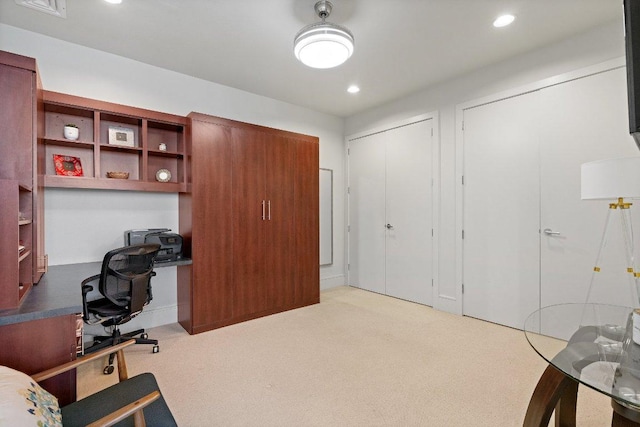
[[0, 258, 192, 326], [0, 258, 191, 405]]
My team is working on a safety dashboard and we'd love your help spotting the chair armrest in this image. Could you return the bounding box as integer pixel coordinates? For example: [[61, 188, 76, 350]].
[[31, 339, 135, 383], [85, 390, 160, 427]]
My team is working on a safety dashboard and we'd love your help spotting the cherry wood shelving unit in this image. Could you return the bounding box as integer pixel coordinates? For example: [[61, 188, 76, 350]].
[[0, 51, 42, 310], [42, 91, 188, 193]]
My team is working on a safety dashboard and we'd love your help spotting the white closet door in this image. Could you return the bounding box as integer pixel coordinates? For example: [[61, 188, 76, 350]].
[[540, 67, 640, 307], [385, 120, 433, 305], [463, 93, 541, 329], [348, 132, 386, 294]]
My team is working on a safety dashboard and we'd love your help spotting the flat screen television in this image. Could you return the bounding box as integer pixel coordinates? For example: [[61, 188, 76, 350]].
[[625, 0, 640, 148]]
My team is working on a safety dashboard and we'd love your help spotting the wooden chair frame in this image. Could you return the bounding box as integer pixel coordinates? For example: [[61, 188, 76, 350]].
[[32, 340, 159, 427]]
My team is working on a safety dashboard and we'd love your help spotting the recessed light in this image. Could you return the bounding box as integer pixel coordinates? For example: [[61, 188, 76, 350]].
[[104, 0, 122, 4], [493, 14, 515, 28], [347, 85, 360, 94]]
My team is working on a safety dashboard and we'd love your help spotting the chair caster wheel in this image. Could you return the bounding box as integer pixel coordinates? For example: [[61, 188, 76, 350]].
[[103, 365, 115, 375], [152, 345, 159, 354], [141, 333, 148, 339]]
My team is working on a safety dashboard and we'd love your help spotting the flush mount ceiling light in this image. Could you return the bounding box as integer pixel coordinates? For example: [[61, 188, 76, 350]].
[[294, 0, 354, 69]]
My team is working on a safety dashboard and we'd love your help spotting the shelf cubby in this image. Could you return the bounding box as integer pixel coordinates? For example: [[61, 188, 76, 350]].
[[42, 91, 188, 193]]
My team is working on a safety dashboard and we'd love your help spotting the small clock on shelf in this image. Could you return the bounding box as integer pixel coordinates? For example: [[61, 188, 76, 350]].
[[156, 169, 171, 183]]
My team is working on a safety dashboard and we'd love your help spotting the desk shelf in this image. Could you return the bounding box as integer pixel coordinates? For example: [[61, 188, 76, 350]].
[[42, 91, 188, 193]]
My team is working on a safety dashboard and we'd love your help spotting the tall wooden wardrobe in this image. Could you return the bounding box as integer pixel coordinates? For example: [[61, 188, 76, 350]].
[[178, 113, 319, 334]]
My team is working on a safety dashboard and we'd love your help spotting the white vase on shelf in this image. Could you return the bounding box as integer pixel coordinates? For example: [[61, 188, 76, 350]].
[[63, 125, 79, 141]]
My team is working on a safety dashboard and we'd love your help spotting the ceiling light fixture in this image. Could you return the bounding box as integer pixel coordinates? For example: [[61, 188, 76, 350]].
[[104, 0, 122, 4], [347, 85, 360, 94], [294, 0, 354, 69], [493, 14, 515, 28]]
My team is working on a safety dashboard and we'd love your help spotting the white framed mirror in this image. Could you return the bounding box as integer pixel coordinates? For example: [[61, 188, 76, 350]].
[[320, 168, 333, 266]]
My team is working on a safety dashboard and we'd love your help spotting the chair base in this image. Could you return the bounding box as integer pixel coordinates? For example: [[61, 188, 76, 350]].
[[84, 327, 159, 374]]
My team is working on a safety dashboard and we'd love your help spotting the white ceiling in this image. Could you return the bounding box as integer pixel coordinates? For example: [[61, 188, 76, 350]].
[[0, 0, 623, 117]]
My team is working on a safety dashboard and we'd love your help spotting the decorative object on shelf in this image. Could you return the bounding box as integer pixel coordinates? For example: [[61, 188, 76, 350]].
[[294, 0, 354, 69], [107, 126, 135, 147], [53, 154, 83, 176], [155, 169, 171, 183], [106, 171, 129, 179], [158, 143, 167, 151], [63, 124, 79, 141]]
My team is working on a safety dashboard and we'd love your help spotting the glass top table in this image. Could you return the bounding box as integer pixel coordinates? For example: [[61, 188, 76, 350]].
[[523, 303, 640, 426]]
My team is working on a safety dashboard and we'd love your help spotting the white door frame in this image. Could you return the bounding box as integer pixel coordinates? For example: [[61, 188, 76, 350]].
[[345, 111, 440, 304], [454, 57, 627, 317]]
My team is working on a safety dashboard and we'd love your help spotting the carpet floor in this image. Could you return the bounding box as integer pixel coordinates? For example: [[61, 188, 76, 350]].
[[78, 286, 612, 426]]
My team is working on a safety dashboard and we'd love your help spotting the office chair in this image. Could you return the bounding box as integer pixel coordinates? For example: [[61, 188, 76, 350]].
[[81, 244, 161, 374]]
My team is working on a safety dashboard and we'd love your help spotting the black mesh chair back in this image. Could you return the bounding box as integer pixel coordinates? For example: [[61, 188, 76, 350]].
[[99, 244, 159, 315]]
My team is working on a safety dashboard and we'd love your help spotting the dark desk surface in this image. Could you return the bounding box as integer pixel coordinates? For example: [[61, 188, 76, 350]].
[[0, 258, 192, 327]]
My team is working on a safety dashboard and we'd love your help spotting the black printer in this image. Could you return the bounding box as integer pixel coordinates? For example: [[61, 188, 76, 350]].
[[124, 228, 183, 263]]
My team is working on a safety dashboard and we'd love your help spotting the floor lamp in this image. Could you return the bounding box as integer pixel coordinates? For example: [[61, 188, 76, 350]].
[[581, 156, 640, 308], [581, 157, 640, 397]]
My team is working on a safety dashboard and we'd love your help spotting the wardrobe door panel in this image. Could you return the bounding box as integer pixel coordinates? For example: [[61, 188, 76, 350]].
[[190, 121, 234, 327], [294, 138, 320, 304], [265, 135, 295, 309], [232, 128, 268, 315]]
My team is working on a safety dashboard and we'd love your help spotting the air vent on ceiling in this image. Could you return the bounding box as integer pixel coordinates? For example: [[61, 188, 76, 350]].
[[15, 0, 67, 18]]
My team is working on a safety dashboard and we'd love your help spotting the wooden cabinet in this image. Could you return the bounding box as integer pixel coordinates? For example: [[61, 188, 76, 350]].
[[0, 51, 44, 309], [178, 113, 319, 334], [0, 315, 78, 406], [41, 91, 188, 193]]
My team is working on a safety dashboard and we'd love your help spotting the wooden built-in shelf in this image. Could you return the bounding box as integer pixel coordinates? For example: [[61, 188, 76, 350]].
[[42, 91, 188, 193], [18, 250, 31, 263]]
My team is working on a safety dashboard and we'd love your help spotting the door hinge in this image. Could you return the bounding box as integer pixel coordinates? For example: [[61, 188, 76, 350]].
[[431, 128, 433, 137], [462, 120, 464, 131], [462, 175, 464, 185], [431, 279, 434, 287], [348, 225, 351, 232], [431, 229, 433, 237], [348, 263, 350, 271], [347, 186, 350, 194], [462, 230, 465, 239], [348, 148, 350, 155], [462, 283, 465, 294]]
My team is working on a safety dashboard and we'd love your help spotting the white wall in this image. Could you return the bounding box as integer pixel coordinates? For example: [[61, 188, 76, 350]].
[[344, 20, 626, 314], [0, 24, 347, 332]]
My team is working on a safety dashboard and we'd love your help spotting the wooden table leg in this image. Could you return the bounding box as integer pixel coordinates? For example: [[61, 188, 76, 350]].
[[524, 364, 578, 427], [612, 400, 640, 427]]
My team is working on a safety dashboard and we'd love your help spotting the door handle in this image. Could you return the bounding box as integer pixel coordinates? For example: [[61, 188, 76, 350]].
[[267, 200, 271, 221], [543, 228, 560, 236], [262, 200, 266, 220], [385, 224, 394, 230]]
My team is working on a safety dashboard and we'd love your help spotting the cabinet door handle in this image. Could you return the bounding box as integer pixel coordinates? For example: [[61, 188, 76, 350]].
[[268, 200, 271, 220], [262, 200, 266, 220]]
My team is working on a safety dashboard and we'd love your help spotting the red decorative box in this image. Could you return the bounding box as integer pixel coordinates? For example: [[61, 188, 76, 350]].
[[53, 154, 83, 177]]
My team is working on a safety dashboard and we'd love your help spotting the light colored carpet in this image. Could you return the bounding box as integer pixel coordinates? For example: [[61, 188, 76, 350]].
[[78, 286, 611, 426]]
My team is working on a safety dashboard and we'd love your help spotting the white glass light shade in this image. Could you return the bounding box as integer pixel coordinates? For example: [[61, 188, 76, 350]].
[[581, 157, 640, 200], [294, 22, 354, 69]]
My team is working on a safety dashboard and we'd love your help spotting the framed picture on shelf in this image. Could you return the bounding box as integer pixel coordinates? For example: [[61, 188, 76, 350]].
[[53, 154, 83, 177], [108, 126, 135, 147]]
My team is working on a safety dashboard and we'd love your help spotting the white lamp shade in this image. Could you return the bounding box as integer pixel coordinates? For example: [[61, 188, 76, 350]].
[[581, 157, 640, 200], [294, 23, 354, 69]]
